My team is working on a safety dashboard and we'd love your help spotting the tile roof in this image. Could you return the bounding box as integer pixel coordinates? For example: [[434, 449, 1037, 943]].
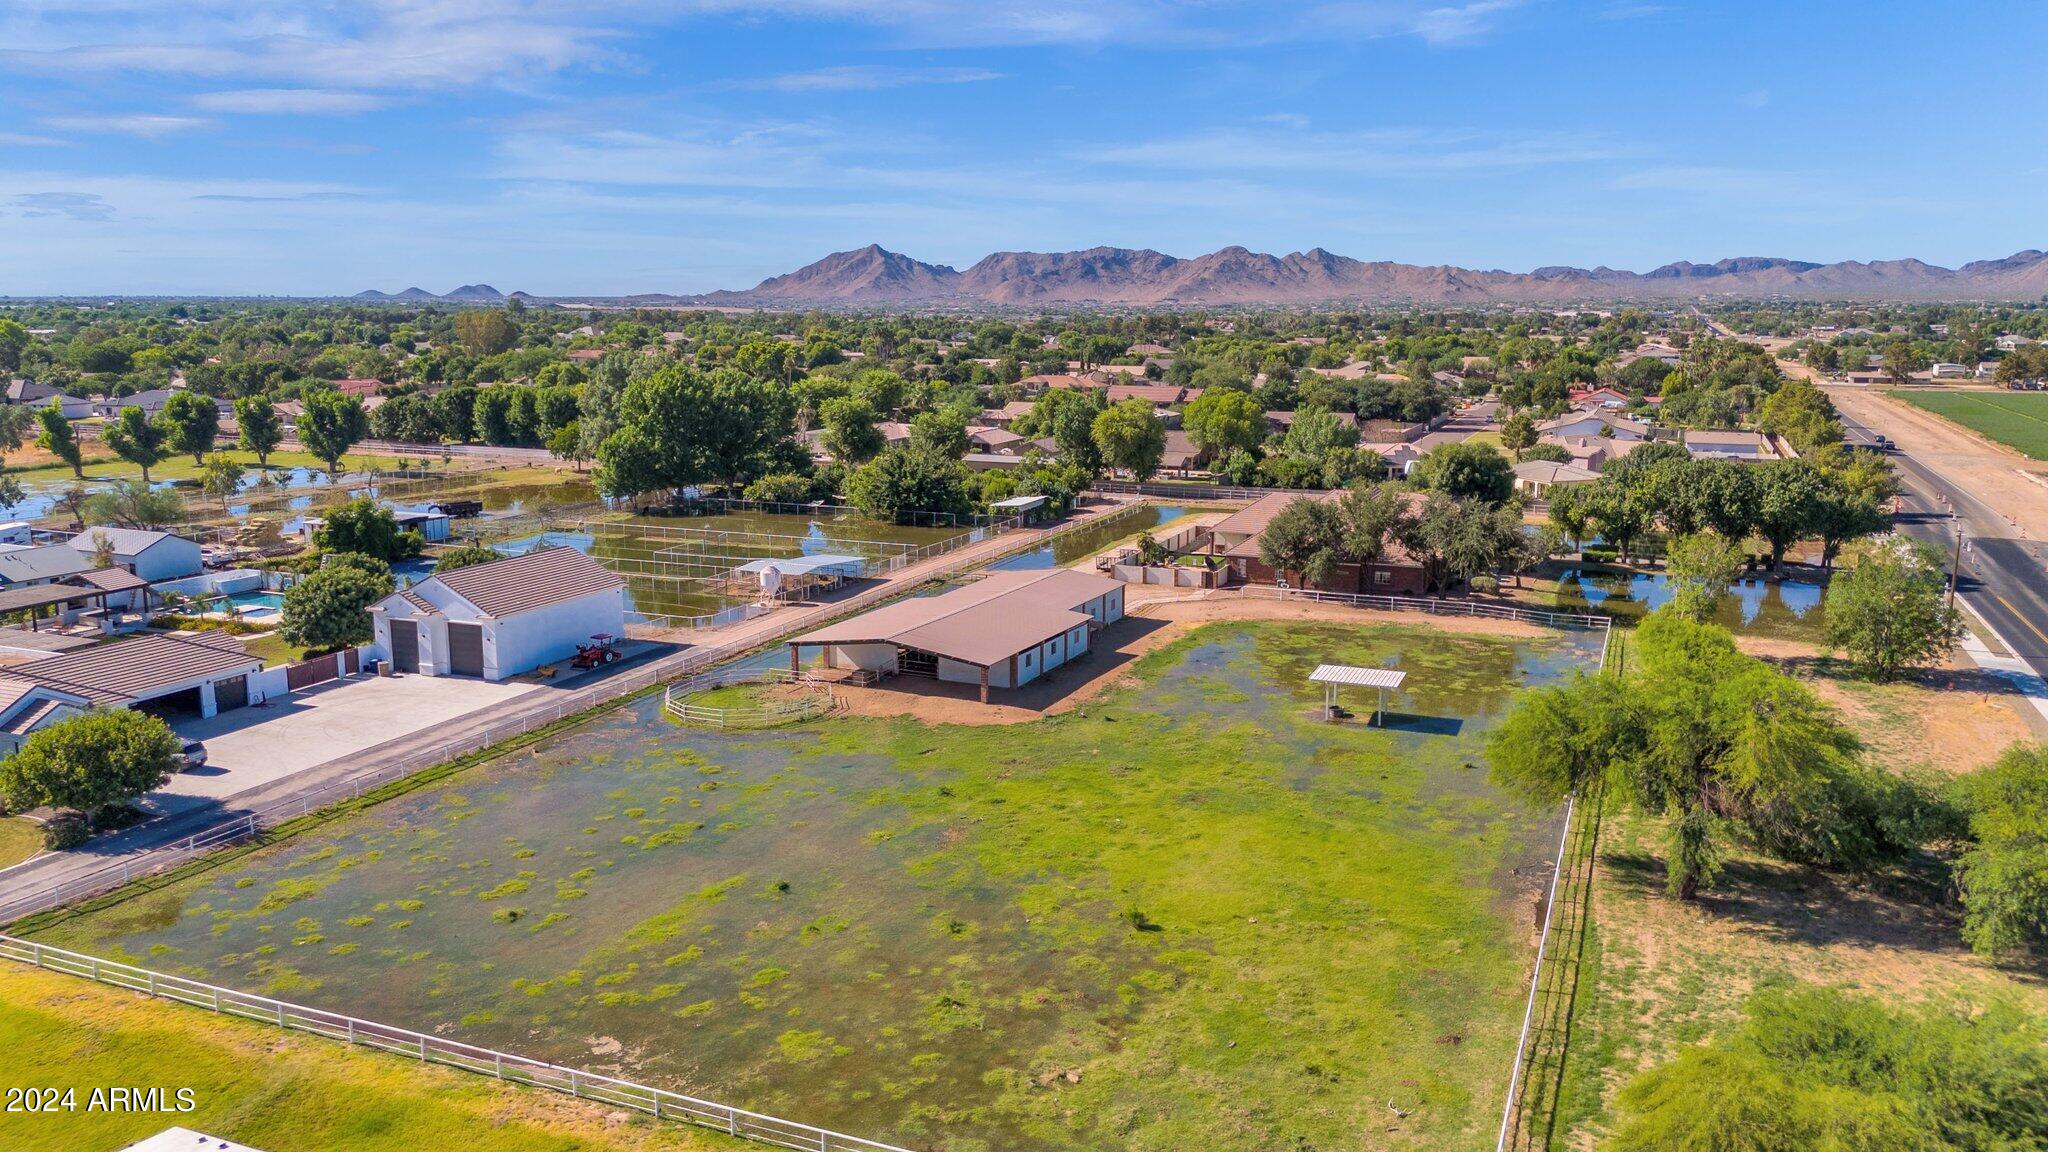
[[13, 633, 260, 704], [431, 546, 625, 618]]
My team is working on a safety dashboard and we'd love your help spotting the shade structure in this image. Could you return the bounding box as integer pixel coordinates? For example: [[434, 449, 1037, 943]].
[[1308, 664, 1407, 725]]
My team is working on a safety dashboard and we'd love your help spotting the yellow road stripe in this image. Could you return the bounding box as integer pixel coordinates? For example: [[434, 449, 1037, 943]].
[[1992, 592, 2048, 649]]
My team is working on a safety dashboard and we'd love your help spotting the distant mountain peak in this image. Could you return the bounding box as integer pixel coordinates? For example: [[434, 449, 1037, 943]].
[[684, 243, 2048, 306]]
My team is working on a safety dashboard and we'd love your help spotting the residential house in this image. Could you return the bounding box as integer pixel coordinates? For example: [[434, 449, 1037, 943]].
[[1536, 412, 1650, 441], [1682, 431, 1774, 462], [1513, 460, 1601, 497], [65, 528, 204, 582], [1204, 490, 1429, 594]]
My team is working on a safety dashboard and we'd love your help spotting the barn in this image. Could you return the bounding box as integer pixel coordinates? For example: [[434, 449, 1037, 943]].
[[788, 568, 1124, 702], [368, 547, 626, 681]]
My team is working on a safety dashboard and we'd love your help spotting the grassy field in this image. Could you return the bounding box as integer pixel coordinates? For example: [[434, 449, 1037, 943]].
[[23, 619, 1601, 1152], [1552, 643, 2048, 1147], [0, 816, 42, 870], [1, 445, 416, 484], [1896, 388, 2048, 459], [0, 965, 740, 1152]]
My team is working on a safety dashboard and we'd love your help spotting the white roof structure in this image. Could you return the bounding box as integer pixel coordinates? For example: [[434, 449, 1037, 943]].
[[120, 1127, 269, 1152], [989, 495, 1048, 512], [734, 553, 865, 577], [1309, 664, 1407, 689]]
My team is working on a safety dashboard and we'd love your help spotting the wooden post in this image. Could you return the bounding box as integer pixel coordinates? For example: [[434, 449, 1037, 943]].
[[789, 645, 799, 674], [979, 664, 989, 705]]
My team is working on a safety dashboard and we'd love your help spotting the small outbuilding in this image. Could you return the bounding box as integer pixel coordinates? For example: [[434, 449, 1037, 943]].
[[369, 546, 627, 681]]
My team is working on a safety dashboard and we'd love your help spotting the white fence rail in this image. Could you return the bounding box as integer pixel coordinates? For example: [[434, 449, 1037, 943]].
[[664, 668, 838, 728], [0, 933, 914, 1152], [1234, 584, 1615, 632]]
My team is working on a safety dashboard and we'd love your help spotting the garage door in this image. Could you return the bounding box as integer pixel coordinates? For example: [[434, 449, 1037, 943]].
[[212, 674, 249, 712], [447, 623, 485, 677], [389, 620, 419, 673]]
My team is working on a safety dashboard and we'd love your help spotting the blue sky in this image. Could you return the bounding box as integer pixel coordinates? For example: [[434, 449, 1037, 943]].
[[2, 1, 2043, 296]]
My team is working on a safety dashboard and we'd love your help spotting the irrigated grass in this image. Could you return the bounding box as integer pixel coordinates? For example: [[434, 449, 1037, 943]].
[[0, 817, 42, 870], [27, 620, 1601, 1152], [0, 965, 738, 1152], [1898, 389, 2048, 459]]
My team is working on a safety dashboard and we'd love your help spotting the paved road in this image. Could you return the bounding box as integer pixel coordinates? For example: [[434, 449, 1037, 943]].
[[1835, 405, 2048, 676]]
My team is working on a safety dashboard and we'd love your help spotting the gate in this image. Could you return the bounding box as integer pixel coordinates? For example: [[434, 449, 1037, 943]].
[[285, 656, 338, 691]]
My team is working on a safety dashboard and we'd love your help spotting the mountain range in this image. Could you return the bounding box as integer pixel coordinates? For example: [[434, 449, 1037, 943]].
[[677, 244, 2048, 307], [352, 283, 514, 302]]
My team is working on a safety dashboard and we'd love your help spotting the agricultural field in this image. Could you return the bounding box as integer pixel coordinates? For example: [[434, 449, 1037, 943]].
[[21, 618, 1603, 1152], [1896, 389, 2048, 459], [1552, 640, 2048, 1146]]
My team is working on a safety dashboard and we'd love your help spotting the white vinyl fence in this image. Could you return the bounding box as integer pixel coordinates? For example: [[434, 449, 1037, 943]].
[[0, 934, 914, 1152]]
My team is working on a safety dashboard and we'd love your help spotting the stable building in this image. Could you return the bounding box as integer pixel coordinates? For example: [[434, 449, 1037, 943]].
[[64, 527, 204, 582], [789, 568, 1125, 702], [6, 632, 264, 718], [369, 546, 626, 681]]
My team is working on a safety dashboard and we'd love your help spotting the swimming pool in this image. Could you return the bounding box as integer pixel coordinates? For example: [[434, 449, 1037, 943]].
[[219, 590, 286, 616]]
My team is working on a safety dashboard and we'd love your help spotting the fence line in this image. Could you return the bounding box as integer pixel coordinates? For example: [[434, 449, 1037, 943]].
[[1234, 584, 1615, 632], [0, 933, 914, 1152], [663, 668, 838, 728]]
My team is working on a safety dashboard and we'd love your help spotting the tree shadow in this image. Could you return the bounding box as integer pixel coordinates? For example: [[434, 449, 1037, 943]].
[[1601, 849, 2048, 983]]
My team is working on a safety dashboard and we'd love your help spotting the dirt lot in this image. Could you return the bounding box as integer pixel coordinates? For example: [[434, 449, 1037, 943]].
[[1735, 634, 2036, 774], [827, 590, 1554, 726]]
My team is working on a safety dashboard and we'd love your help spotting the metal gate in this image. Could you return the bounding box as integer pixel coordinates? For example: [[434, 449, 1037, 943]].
[[212, 674, 249, 712], [389, 620, 419, 673], [447, 623, 485, 677], [285, 656, 337, 691]]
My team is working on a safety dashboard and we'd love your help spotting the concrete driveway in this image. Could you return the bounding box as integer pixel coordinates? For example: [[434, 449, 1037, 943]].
[[155, 674, 539, 812]]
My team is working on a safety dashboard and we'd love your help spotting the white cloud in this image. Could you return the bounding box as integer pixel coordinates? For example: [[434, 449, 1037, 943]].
[[9, 192, 115, 222], [1082, 125, 1639, 176], [189, 88, 391, 114], [0, 132, 70, 147], [741, 65, 1004, 92], [40, 114, 213, 137]]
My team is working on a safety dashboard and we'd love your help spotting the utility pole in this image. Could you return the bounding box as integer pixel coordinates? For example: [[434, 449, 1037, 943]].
[[1949, 525, 1964, 611]]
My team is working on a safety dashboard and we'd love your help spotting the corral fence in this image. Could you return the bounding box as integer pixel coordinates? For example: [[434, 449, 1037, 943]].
[[1093, 479, 1282, 502], [0, 934, 914, 1152], [663, 667, 839, 728]]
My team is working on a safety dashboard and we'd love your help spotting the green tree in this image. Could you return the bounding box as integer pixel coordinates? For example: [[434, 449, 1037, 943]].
[[434, 384, 479, 442], [1488, 613, 1864, 900], [1414, 441, 1514, 503], [232, 395, 284, 464], [1091, 398, 1167, 481], [157, 390, 219, 464], [1823, 537, 1961, 681], [1499, 411, 1538, 461], [0, 709, 181, 827], [1608, 986, 2048, 1152], [1395, 490, 1527, 591], [34, 401, 84, 479], [1663, 532, 1743, 622], [1257, 496, 1347, 587], [1751, 459, 1827, 569], [280, 557, 395, 650], [546, 421, 588, 470], [1182, 390, 1264, 458], [821, 396, 885, 465], [199, 453, 244, 512], [314, 498, 420, 562], [844, 445, 971, 520], [102, 405, 169, 482], [81, 480, 182, 529], [0, 317, 28, 372], [1879, 337, 1927, 385], [1035, 388, 1106, 475], [431, 542, 505, 573], [298, 391, 369, 471], [594, 365, 793, 499], [1953, 744, 2048, 958], [453, 310, 518, 355]]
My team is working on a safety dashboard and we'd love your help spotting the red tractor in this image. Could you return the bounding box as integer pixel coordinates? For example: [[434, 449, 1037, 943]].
[[572, 634, 622, 670]]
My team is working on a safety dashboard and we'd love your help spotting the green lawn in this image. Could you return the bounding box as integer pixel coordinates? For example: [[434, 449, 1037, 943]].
[[1896, 389, 2048, 459], [23, 619, 1602, 1152], [238, 631, 324, 668], [0, 816, 42, 870], [0, 965, 739, 1152], [3, 447, 415, 484]]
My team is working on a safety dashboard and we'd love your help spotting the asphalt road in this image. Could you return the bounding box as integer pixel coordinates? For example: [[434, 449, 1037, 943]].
[[1836, 407, 2048, 675]]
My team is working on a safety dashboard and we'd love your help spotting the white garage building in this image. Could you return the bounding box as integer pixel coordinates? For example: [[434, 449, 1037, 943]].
[[65, 527, 204, 582], [369, 546, 626, 681], [789, 568, 1124, 702], [5, 632, 265, 719]]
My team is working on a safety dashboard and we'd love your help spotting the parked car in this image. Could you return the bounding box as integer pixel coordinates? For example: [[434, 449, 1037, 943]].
[[177, 740, 208, 771]]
